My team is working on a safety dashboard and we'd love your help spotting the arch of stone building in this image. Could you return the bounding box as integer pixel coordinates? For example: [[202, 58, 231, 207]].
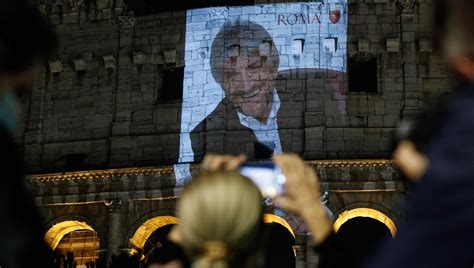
[[269, 208, 308, 236], [333, 205, 397, 237], [332, 202, 399, 226], [127, 210, 179, 251], [127, 211, 297, 251], [44, 215, 102, 250], [264, 213, 296, 238]]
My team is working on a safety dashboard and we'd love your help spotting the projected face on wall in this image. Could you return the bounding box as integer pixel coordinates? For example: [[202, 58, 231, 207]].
[[211, 21, 280, 123], [174, 1, 348, 180]]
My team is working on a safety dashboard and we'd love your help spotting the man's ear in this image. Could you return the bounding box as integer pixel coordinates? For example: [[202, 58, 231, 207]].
[[453, 56, 474, 81]]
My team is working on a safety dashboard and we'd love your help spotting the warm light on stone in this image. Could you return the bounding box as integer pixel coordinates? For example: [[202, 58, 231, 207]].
[[129, 216, 180, 250], [44, 220, 96, 250], [264, 214, 295, 238], [333, 208, 397, 237]]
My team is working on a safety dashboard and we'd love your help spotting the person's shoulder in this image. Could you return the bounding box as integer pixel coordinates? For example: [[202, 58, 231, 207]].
[[452, 84, 474, 106], [445, 84, 474, 124], [0, 126, 24, 187], [190, 98, 230, 133], [424, 84, 474, 180], [0, 126, 14, 153]]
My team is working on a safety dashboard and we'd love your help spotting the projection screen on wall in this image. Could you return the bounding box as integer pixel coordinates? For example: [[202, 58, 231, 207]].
[[175, 1, 348, 180]]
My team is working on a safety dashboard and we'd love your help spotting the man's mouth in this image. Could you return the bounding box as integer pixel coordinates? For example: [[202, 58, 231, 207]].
[[241, 88, 261, 99]]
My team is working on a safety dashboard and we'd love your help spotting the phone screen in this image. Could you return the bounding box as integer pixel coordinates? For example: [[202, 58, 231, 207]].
[[239, 163, 286, 198]]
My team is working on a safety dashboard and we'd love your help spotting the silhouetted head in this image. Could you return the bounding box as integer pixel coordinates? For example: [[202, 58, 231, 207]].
[[177, 170, 264, 268], [0, 1, 57, 92], [439, 0, 474, 81]]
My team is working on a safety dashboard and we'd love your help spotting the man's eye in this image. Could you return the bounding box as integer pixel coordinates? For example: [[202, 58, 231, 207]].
[[230, 92, 243, 97], [227, 73, 241, 80]]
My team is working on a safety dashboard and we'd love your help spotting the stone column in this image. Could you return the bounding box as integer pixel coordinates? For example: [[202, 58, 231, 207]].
[[399, 0, 422, 119], [23, 66, 47, 172], [305, 234, 319, 268], [109, 15, 136, 167], [105, 200, 123, 265], [295, 235, 307, 268]]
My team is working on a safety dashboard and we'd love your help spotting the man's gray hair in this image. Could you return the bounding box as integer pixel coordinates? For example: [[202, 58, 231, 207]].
[[209, 20, 280, 85]]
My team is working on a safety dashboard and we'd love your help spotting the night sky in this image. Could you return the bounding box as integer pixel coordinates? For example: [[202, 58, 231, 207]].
[[123, 0, 254, 16]]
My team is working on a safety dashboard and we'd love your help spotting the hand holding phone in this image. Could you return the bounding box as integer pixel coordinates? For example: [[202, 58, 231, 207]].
[[273, 154, 332, 245]]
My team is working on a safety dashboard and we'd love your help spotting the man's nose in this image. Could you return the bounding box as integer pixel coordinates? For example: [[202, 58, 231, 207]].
[[241, 69, 255, 91]]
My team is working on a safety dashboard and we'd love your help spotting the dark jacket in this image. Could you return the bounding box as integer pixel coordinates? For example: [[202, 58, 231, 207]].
[[189, 68, 347, 161], [0, 126, 55, 268], [315, 84, 474, 268]]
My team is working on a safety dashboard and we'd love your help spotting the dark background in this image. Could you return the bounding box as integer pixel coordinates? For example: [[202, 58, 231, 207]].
[[124, 0, 254, 16]]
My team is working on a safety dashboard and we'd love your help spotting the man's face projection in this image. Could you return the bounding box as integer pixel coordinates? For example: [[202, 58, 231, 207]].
[[223, 49, 276, 121]]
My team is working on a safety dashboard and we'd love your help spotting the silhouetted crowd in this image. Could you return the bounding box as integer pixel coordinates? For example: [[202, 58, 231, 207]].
[[52, 252, 138, 268]]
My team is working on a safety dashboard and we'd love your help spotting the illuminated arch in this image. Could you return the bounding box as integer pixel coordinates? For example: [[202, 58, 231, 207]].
[[264, 214, 295, 238], [44, 220, 96, 250], [333, 208, 397, 237], [129, 216, 180, 250]]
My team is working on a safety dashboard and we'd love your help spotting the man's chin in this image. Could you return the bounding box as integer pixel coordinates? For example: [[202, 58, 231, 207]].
[[240, 109, 265, 120]]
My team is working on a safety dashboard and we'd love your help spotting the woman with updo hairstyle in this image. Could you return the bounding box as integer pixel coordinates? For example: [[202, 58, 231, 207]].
[[176, 170, 264, 268]]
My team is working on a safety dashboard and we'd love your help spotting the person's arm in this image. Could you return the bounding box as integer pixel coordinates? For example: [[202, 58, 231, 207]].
[[273, 154, 332, 244], [196, 153, 357, 267], [199, 153, 333, 243], [274, 154, 361, 268], [393, 140, 429, 182]]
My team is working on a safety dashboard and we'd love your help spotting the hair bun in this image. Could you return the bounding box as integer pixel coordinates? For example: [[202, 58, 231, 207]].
[[203, 241, 228, 261]]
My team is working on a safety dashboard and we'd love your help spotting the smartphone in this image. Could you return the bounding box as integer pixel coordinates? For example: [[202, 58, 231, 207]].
[[239, 163, 286, 198]]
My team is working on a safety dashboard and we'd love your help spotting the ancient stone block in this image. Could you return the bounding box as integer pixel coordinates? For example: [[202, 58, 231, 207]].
[[291, 39, 303, 55], [132, 52, 146, 65], [96, 0, 110, 9], [326, 128, 343, 141], [48, 60, 63, 73], [304, 112, 324, 127], [358, 39, 370, 52], [419, 39, 432, 52], [103, 55, 116, 69], [163, 49, 176, 63], [386, 38, 400, 52], [343, 128, 364, 140], [73, 59, 87, 72]]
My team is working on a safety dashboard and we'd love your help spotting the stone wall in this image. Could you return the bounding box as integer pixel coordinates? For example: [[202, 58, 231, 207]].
[[19, 0, 452, 173], [28, 160, 406, 267]]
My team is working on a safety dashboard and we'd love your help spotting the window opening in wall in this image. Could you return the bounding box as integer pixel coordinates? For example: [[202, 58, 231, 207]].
[[348, 57, 378, 93], [159, 67, 184, 102]]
